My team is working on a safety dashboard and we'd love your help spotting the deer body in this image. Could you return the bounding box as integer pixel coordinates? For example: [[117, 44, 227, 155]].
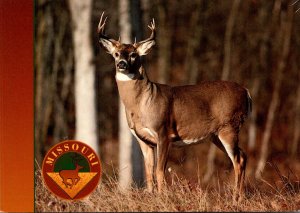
[[98, 13, 251, 200], [59, 164, 83, 189], [118, 73, 249, 147]]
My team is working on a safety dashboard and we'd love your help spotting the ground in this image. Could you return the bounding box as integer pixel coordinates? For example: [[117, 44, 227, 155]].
[[35, 168, 300, 212]]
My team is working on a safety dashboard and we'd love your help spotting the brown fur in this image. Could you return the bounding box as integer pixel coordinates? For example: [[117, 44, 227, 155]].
[[98, 15, 251, 200]]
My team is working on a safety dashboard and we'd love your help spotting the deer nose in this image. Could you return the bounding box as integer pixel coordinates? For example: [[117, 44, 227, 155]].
[[117, 60, 128, 70]]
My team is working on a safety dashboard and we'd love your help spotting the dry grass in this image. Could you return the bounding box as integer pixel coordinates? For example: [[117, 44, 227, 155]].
[[35, 169, 300, 212]]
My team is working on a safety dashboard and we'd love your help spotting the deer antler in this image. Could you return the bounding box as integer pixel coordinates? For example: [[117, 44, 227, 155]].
[[135, 19, 156, 47], [97, 12, 107, 34], [98, 12, 119, 44]]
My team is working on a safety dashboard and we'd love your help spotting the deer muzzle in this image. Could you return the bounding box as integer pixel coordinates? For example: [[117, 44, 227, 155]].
[[117, 60, 128, 71]]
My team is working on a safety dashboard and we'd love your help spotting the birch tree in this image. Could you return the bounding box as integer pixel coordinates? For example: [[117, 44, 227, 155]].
[[118, 0, 134, 190], [69, 0, 99, 153]]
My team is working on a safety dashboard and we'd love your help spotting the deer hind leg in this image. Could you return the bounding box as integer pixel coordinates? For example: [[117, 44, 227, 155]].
[[68, 178, 75, 189], [64, 178, 73, 188], [137, 139, 155, 192], [74, 177, 80, 185], [218, 127, 247, 201]]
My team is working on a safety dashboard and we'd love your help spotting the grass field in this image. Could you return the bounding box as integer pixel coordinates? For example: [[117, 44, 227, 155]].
[[35, 168, 300, 212]]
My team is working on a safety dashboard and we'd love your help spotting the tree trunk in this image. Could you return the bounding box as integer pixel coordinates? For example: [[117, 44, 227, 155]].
[[35, 0, 74, 163], [204, 0, 240, 183], [141, 0, 150, 26], [255, 3, 294, 179], [221, 0, 241, 80], [247, 2, 271, 153], [35, 0, 54, 163], [183, 1, 203, 85], [291, 81, 300, 157], [157, 0, 172, 84], [52, 11, 72, 144], [118, 0, 134, 190], [248, 78, 260, 151], [203, 143, 217, 183], [69, 0, 99, 153], [130, 0, 145, 188]]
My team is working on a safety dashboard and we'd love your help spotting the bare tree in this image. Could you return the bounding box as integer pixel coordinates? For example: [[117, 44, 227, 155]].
[[157, 0, 172, 84], [35, 0, 74, 163], [183, 1, 203, 85], [35, 0, 54, 163], [221, 0, 241, 80], [69, 0, 99, 153], [247, 2, 270, 152], [248, 78, 260, 151], [291, 78, 300, 157], [204, 0, 241, 183], [118, 0, 134, 190], [130, 0, 145, 187], [255, 2, 294, 178]]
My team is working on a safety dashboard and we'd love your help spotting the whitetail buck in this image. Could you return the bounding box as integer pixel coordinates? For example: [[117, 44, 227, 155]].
[[98, 13, 252, 200], [59, 163, 83, 189]]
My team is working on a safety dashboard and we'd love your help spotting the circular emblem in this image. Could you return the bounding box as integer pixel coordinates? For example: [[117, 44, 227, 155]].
[[42, 140, 101, 200]]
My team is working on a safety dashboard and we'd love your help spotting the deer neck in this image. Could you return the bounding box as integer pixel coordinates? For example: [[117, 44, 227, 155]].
[[116, 66, 153, 109]]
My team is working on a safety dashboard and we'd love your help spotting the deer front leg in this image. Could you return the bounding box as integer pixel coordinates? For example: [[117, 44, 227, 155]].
[[137, 139, 155, 192], [156, 136, 170, 193]]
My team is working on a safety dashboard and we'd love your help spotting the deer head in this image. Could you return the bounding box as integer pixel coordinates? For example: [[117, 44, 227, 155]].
[[75, 164, 84, 170], [98, 12, 156, 76], [71, 153, 84, 170]]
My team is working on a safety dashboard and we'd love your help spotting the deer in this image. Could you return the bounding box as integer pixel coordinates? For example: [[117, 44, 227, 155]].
[[59, 162, 83, 189], [98, 12, 252, 200]]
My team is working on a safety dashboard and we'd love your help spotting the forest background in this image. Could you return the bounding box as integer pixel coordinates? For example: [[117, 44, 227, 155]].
[[35, 0, 300, 204]]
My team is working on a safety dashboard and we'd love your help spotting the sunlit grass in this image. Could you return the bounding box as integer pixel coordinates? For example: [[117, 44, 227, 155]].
[[35, 168, 300, 212]]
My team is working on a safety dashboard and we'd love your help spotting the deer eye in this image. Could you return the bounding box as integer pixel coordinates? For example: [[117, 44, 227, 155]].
[[130, 53, 137, 58], [114, 52, 120, 57]]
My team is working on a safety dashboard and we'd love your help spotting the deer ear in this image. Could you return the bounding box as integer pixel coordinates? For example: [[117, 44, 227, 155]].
[[99, 38, 118, 55], [136, 40, 155, 56]]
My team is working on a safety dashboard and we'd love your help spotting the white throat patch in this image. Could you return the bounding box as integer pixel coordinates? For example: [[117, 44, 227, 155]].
[[116, 72, 135, 81]]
